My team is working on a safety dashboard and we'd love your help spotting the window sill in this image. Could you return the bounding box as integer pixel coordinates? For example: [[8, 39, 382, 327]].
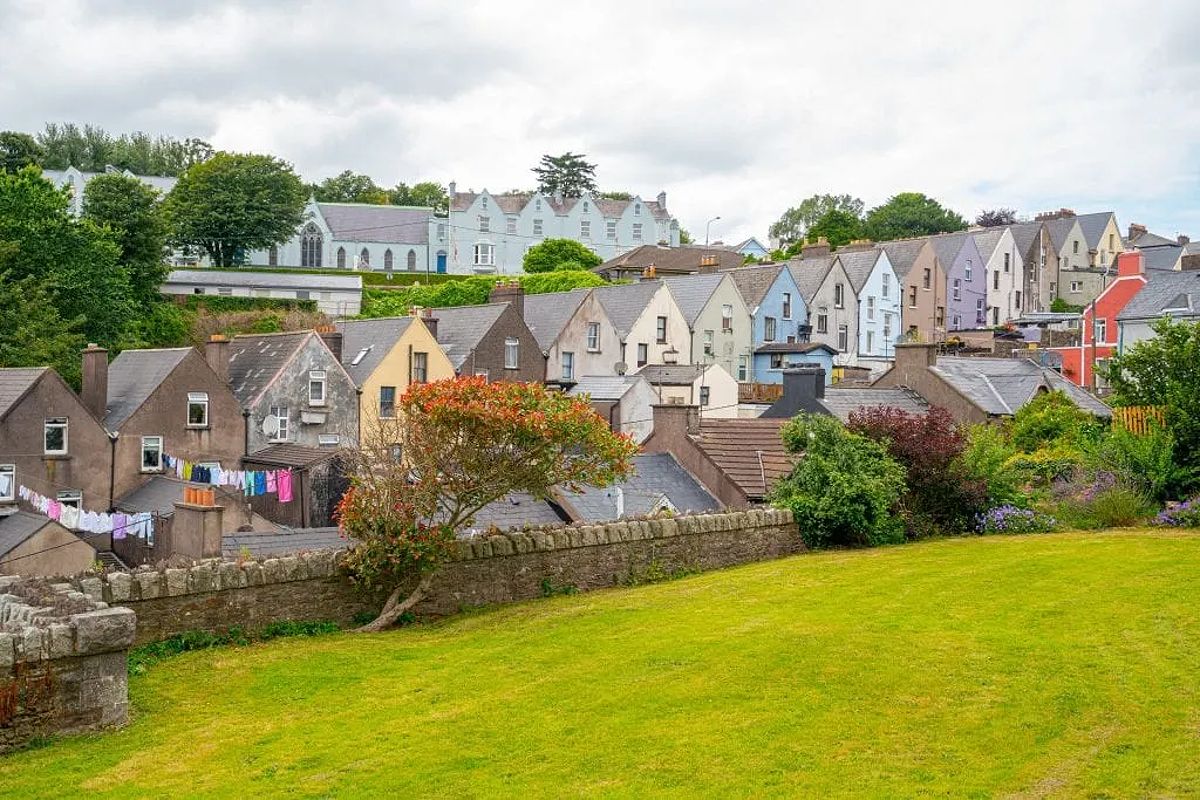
[[141, 468, 164, 474], [42, 453, 70, 461], [185, 424, 210, 431]]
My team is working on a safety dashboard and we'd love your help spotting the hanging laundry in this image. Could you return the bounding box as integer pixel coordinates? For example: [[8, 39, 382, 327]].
[[277, 469, 294, 503]]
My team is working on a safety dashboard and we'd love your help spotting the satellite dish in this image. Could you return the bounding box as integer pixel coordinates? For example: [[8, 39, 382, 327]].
[[261, 415, 280, 436], [614, 361, 627, 375]]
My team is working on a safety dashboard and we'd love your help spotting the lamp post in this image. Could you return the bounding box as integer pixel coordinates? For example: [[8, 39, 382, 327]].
[[705, 216, 721, 245]]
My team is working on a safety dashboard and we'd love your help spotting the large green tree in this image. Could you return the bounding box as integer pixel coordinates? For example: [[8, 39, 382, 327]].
[[769, 194, 864, 245], [37, 122, 211, 175], [390, 181, 448, 213], [0, 259, 87, 384], [532, 152, 597, 198], [862, 192, 967, 241], [522, 238, 602, 274], [164, 152, 306, 267], [313, 170, 389, 204], [83, 173, 169, 305], [0, 131, 44, 172], [807, 208, 865, 249]]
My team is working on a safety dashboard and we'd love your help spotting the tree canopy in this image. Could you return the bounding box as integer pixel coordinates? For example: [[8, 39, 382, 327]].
[[36, 122, 212, 176], [769, 194, 864, 245], [807, 208, 865, 249], [164, 152, 306, 267], [312, 170, 389, 204], [523, 238, 603, 273], [83, 173, 169, 305], [0, 131, 44, 173], [862, 193, 967, 241], [976, 208, 1020, 227], [0, 246, 86, 384], [532, 152, 598, 198], [390, 181, 448, 213]]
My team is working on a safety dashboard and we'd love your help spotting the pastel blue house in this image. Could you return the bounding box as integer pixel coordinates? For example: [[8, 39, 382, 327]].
[[726, 263, 834, 383], [734, 237, 771, 260], [837, 247, 903, 365]]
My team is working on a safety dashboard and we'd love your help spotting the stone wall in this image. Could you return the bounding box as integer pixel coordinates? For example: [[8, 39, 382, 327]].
[[0, 578, 135, 753], [66, 509, 800, 645]]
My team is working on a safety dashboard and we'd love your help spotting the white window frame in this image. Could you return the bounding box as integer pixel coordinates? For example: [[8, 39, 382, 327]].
[[378, 385, 397, 418], [606, 220, 617, 241], [1070, 281, 1082, 293], [308, 369, 327, 407], [834, 283, 844, 309], [637, 343, 648, 367], [0, 464, 14, 502], [506, 216, 517, 235], [816, 313, 828, 334], [837, 325, 849, 352], [633, 223, 643, 241], [317, 434, 340, 447], [867, 296, 876, 321], [479, 215, 490, 233], [269, 406, 289, 442], [412, 352, 428, 383], [57, 490, 81, 509], [965, 261, 973, 281], [764, 317, 777, 342], [656, 316, 667, 343], [721, 304, 733, 331], [881, 276, 890, 299], [586, 322, 600, 352], [533, 219, 543, 236], [504, 337, 519, 369], [699, 386, 711, 407], [561, 351, 575, 381], [187, 392, 209, 428], [141, 436, 163, 473], [866, 330, 875, 353], [44, 417, 68, 455], [580, 219, 591, 239], [782, 292, 792, 320], [475, 369, 489, 381], [1095, 317, 1107, 344], [952, 279, 961, 301], [473, 243, 495, 267], [703, 329, 714, 355], [737, 356, 748, 382]]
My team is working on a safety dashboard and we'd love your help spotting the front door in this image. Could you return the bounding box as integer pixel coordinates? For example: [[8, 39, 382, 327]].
[[436, 251, 447, 273]]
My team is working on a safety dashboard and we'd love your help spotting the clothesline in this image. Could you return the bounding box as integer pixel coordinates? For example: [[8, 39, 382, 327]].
[[17, 485, 154, 541], [163, 454, 294, 502]]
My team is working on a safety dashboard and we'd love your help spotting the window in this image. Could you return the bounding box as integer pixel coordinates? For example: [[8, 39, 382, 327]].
[[412, 352, 428, 383], [634, 203, 641, 215], [837, 325, 849, 352], [1014, 291, 1022, 310], [769, 353, 785, 369], [633, 223, 643, 241], [479, 215, 490, 233], [993, 271, 1000, 290], [881, 275, 890, 300], [764, 317, 777, 341], [834, 282, 844, 308], [561, 351, 575, 381], [481, 196, 488, 208], [1004, 252, 1010, 273], [586, 322, 600, 352], [952, 279, 961, 300], [141, 436, 163, 472], [965, 261, 972, 281], [437, 223, 446, 240], [606, 220, 617, 240], [336, 247, 346, 269], [473, 243, 495, 266], [976, 299, 985, 320], [936, 306, 945, 327], [300, 223, 323, 267], [1070, 281, 1082, 293], [908, 286, 917, 307], [268, 246, 278, 267], [308, 370, 327, 406], [922, 268, 931, 290], [699, 386, 710, 406], [867, 296, 875, 320], [952, 313, 961, 328], [384, 249, 394, 270], [0, 464, 14, 502], [992, 306, 1000, 325], [407, 250, 417, 270], [533, 219, 543, 236], [866, 331, 875, 353], [637, 343, 648, 367], [186, 392, 209, 427], [57, 490, 81, 510], [656, 316, 667, 343], [379, 386, 396, 418], [43, 417, 67, 455], [217, 287, 233, 297], [359, 248, 370, 269], [883, 319, 891, 344], [702, 329, 715, 355], [1073, 240, 1079, 255], [504, 337, 519, 369], [734, 355, 747, 381], [816, 313, 828, 334], [580, 219, 591, 239], [721, 304, 733, 331], [782, 292, 792, 319], [317, 434, 340, 447], [506, 216, 517, 235], [1095, 317, 1107, 343], [268, 406, 289, 442]]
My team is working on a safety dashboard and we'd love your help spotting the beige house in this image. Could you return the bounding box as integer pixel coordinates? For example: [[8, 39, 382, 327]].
[[0, 511, 96, 577], [663, 273, 753, 378], [592, 281, 692, 372], [1041, 212, 1110, 305], [524, 288, 623, 384], [637, 363, 740, 419], [880, 238, 945, 342]]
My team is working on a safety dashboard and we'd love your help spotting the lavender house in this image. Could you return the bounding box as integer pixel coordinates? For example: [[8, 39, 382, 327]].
[[929, 232, 987, 331]]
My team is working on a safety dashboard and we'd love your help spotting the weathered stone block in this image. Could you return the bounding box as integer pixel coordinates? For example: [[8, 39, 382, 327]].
[[278, 557, 301, 582], [489, 535, 513, 557], [473, 539, 493, 559], [261, 558, 283, 583], [188, 563, 215, 593], [107, 572, 132, 602], [243, 562, 264, 586], [74, 607, 136, 655], [0, 632, 14, 670], [135, 571, 162, 600], [78, 577, 104, 603], [511, 533, 533, 554], [164, 568, 188, 597], [18, 626, 43, 662], [47, 623, 74, 659]]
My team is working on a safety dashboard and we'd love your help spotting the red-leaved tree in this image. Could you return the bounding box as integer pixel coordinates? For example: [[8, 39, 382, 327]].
[[337, 377, 638, 631]]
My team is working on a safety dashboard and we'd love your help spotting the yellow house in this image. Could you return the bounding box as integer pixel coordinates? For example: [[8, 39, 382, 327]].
[[336, 316, 456, 432]]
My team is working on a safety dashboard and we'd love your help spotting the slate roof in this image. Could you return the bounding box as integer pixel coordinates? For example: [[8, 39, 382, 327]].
[[1137, 245, 1183, 272], [836, 248, 882, 294], [1076, 212, 1116, 249], [637, 364, 705, 386], [336, 317, 415, 386], [970, 228, 1006, 262], [663, 273, 727, 325], [114, 476, 250, 514], [592, 281, 663, 338], [0, 367, 47, 421], [165, 269, 362, 291], [1043, 217, 1079, 251], [1127, 230, 1178, 247], [691, 418, 792, 500], [429, 303, 509, 370], [223, 528, 348, 557], [244, 443, 343, 467], [1008, 222, 1043, 256], [104, 347, 192, 429], [522, 288, 592, 352], [786, 255, 835, 303], [724, 263, 785, 309], [597, 244, 742, 274], [754, 342, 838, 354], [226, 331, 311, 405], [878, 239, 928, 281], [452, 192, 671, 220], [317, 202, 430, 245], [927, 232, 969, 267], [558, 452, 721, 522], [819, 387, 929, 422], [469, 493, 566, 532], [567, 375, 644, 401], [932, 356, 1111, 418], [1118, 270, 1200, 321], [0, 510, 57, 558]]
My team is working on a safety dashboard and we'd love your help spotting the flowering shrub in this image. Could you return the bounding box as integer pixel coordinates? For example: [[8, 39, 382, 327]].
[[975, 505, 1059, 535], [1155, 498, 1200, 528]]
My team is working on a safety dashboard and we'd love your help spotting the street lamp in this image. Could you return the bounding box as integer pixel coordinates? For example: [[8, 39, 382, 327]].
[[705, 216, 721, 245]]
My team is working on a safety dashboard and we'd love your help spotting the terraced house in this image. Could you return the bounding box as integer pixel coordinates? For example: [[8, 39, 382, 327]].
[[836, 245, 902, 367], [663, 272, 752, 382], [723, 262, 827, 383], [880, 238, 944, 343], [970, 227, 1024, 324], [788, 250, 859, 364], [928, 232, 988, 332]]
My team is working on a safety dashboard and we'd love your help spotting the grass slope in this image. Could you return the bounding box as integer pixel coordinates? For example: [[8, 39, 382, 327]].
[[4, 532, 1199, 797]]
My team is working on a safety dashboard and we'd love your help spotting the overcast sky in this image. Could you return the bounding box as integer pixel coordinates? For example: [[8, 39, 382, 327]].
[[4, 0, 1198, 244]]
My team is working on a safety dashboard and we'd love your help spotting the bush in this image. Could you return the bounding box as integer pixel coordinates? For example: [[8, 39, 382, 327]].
[[1086, 423, 1191, 503], [957, 423, 1026, 508], [1010, 391, 1101, 453], [522, 238, 602, 273], [975, 505, 1059, 534], [771, 413, 906, 548], [1155, 498, 1200, 528], [360, 270, 607, 318], [1045, 481, 1157, 530]]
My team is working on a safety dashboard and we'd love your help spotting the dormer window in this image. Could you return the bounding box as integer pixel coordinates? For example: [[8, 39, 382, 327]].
[[351, 346, 372, 366]]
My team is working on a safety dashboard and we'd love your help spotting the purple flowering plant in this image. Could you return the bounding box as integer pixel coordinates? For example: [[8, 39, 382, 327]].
[[976, 505, 1059, 534], [1155, 497, 1200, 528]]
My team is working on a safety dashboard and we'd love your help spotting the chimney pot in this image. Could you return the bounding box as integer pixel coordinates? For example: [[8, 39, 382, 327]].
[[205, 334, 230, 383], [488, 280, 525, 316], [80, 344, 109, 421]]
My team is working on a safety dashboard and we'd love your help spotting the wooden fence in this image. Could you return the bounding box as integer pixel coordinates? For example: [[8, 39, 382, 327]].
[[738, 382, 783, 404], [1112, 405, 1166, 435]]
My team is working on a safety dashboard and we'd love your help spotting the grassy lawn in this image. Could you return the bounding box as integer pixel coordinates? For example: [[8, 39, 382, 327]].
[[4, 531, 1199, 797]]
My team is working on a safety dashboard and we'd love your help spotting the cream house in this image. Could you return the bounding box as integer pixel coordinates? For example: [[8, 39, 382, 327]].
[[663, 273, 753, 378], [524, 288, 623, 384], [636, 363, 740, 419], [591, 281, 691, 372], [971, 227, 1024, 324]]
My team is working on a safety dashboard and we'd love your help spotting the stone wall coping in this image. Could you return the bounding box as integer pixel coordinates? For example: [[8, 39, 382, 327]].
[[0, 589, 136, 671]]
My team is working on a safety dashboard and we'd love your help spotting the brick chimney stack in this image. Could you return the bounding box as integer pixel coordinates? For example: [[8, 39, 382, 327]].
[[650, 402, 700, 439], [420, 307, 438, 339], [205, 335, 230, 383], [697, 254, 719, 274], [489, 280, 525, 316], [800, 237, 832, 258], [80, 344, 108, 421], [315, 325, 343, 361]]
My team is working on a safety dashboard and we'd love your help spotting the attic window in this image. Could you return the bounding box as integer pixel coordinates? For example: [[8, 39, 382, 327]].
[[351, 346, 372, 366], [309, 370, 327, 406], [187, 392, 209, 427]]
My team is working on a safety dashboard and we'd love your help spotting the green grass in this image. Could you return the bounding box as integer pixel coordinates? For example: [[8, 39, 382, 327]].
[[5, 532, 1200, 797]]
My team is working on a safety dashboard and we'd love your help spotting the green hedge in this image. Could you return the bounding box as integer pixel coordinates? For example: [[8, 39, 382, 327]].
[[180, 295, 319, 313], [203, 266, 462, 287], [360, 271, 609, 318]]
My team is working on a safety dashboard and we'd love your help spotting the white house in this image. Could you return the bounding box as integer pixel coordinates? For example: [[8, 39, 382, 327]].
[[41, 165, 177, 217], [567, 374, 658, 443], [445, 184, 680, 275], [635, 363, 740, 419], [972, 227, 1025, 325], [591, 281, 692, 372], [836, 247, 902, 367], [161, 269, 362, 316]]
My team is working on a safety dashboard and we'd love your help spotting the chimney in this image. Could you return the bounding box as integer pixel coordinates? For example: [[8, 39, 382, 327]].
[[1116, 250, 1144, 279], [420, 307, 438, 339], [838, 239, 875, 253], [315, 324, 343, 361], [1178, 234, 1190, 246], [1035, 208, 1076, 222], [448, 181, 456, 202], [169, 488, 223, 559], [697, 254, 719, 274], [800, 237, 831, 258], [205, 334, 230, 383], [890, 342, 938, 387], [762, 366, 826, 419], [488, 280, 525, 317], [641, 265, 658, 281], [651, 402, 700, 439], [80, 344, 108, 421], [656, 190, 667, 209], [1128, 222, 1147, 241]]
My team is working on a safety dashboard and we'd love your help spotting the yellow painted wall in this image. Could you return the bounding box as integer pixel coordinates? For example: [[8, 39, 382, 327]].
[[357, 318, 456, 430]]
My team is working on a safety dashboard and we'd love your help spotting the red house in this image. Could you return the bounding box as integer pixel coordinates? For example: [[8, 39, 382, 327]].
[[1052, 251, 1146, 388]]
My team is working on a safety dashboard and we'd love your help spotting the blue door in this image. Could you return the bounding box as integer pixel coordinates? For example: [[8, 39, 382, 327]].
[[436, 251, 447, 273]]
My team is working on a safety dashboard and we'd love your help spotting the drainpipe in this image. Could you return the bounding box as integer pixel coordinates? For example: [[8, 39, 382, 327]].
[[242, 409, 251, 457], [107, 431, 119, 511], [356, 387, 363, 449]]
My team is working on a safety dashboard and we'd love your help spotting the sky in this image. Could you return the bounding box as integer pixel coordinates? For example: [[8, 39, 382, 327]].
[[3, 0, 1199, 245]]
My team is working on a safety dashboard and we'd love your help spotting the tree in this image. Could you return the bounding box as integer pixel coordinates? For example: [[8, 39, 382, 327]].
[[523, 238, 602, 273], [599, 190, 632, 201], [769, 194, 864, 245], [314, 170, 388, 204], [0, 132, 43, 172], [807, 208, 865, 249], [36, 123, 211, 175], [679, 227, 693, 245], [0, 247, 86, 384], [338, 377, 637, 630], [862, 193, 967, 241], [391, 181, 448, 213], [532, 152, 597, 197], [976, 208, 1019, 227], [82, 173, 169, 305], [164, 152, 306, 267]]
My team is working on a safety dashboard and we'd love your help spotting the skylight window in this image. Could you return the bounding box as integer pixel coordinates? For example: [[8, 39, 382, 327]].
[[351, 346, 372, 366]]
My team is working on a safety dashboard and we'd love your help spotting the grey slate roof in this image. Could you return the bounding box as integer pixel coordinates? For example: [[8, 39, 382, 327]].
[[227, 331, 311, 405], [819, 387, 929, 422], [1043, 217, 1078, 251], [429, 303, 509, 370], [1126, 230, 1178, 247], [663, 273, 726, 325], [469, 492, 566, 532], [0, 510, 56, 558], [755, 342, 838, 354], [114, 476, 191, 514], [336, 317, 414, 386], [317, 202, 430, 245], [244, 443, 342, 467], [165, 269, 362, 291], [523, 288, 591, 352], [927, 232, 969, 267], [932, 356, 1111, 418], [786, 255, 835, 303], [1118, 270, 1200, 321], [724, 263, 785, 309], [636, 364, 704, 386], [1008, 222, 1043, 256], [1137, 245, 1183, 272], [104, 347, 192, 429], [592, 281, 663, 338], [223, 528, 348, 557], [560, 452, 720, 522], [878, 239, 928, 280], [0, 367, 47, 421], [598, 244, 743, 275], [970, 228, 1006, 262], [567, 375, 644, 401], [1076, 212, 1116, 249], [837, 249, 882, 294]]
